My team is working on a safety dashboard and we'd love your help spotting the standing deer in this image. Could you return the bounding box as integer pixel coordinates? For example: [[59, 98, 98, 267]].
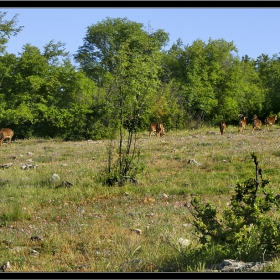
[[220, 122, 226, 135], [238, 114, 246, 134], [264, 115, 277, 129], [0, 128, 14, 147], [252, 115, 262, 133]]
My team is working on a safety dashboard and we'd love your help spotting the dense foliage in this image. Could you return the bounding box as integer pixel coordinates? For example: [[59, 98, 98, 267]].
[[0, 12, 280, 140]]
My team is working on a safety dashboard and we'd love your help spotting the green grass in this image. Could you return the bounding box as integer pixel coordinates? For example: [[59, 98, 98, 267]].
[[0, 124, 280, 271]]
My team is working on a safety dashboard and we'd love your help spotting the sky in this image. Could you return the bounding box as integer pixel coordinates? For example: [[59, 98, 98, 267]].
[[1, 7, 280, 65]]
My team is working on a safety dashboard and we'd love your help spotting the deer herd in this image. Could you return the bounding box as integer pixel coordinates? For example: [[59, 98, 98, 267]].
[[150, 113, 277, 139], [220, 114, 278, 135], [0, 114, 277, 147]]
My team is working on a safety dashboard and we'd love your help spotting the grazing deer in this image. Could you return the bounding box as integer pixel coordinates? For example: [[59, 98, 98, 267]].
[[220, 122, 226, 135], [149, 122, 165, 138], [0, 128, 14, 147]]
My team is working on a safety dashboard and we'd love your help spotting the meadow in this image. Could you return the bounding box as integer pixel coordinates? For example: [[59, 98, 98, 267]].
[[0, 124, 280, 272]]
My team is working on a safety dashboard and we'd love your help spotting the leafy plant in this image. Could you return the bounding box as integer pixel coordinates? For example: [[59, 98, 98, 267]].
[[187, 153, 280, 261]]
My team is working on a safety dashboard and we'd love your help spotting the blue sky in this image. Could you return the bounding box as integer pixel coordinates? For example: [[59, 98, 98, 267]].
[[2, 7, 280, 64]]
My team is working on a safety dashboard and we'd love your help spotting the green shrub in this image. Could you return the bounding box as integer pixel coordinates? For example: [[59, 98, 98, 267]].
[[187, 153, 280, 262]]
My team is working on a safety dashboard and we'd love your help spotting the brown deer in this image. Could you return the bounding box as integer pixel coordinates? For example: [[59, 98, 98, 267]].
[[220, 122, 226, 135], [264, 115, 277, 129], [0, 128, 14, 147], [149, 122, 165, 138], [252, 115, 262, 133], [238, 114, 246, 134]]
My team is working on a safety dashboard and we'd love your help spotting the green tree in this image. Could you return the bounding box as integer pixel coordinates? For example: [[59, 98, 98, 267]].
[[0, 41, 98, 139], [76, 18, 166, 184], [0, 11, 23, 54], [256, 53, 280, 117], [75, 17, 169, 137], [103, 32, 162, 185], [74, 17, 168, 81], [235, 55, 265, 119]]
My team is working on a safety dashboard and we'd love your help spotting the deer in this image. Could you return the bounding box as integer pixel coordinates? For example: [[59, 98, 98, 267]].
[[264, 115, 277, 129], [252, 115, 262, 133], [149, 122, 165, 138], [0, 128, 14, 147], [220, 122, 226, 135], [238, 114, 246, 134]]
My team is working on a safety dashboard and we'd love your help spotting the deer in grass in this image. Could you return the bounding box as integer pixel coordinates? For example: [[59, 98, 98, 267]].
[[220, 122, 226, 135], [238, 114, 246, 134], [264, 115, 277, 129], [0, 128, 14, 147], [252, 115, 262, 133], [149, 122, 165, 138]]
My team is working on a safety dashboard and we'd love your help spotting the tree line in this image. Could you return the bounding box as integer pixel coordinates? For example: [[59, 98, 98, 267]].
[[0, 12, 279, 140]]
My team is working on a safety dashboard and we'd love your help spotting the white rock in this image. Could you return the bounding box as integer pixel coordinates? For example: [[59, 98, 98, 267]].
[[178, 238, 191, 247], [50, 173, 60, 182]]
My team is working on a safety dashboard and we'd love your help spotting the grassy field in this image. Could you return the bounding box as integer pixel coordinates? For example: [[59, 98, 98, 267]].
[[0, 124, 280, 272]]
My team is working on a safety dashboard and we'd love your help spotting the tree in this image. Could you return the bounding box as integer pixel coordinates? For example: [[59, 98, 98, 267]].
[[75, 18, 166, 185], [103, 32, 162, 186], [256, 53, 280, 116], [74, 17, 169, 82], [43, 39, 70, 65], [74, 17, 170, 138], [0, 11, 23, 54], [0, 42, 98, 139]]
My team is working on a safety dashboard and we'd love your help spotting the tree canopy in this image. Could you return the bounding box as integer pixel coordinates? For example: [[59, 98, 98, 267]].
[[0, 11, 279, 140]]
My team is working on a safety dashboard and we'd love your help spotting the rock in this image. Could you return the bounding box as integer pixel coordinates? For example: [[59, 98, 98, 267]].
[[55, 181, 73, 189], [61, 181, 73, 188], [188, 159, 201, 166], [21, 164, 38, 170], [130, 228, 142, 235], [178, 238, 191, 247], [0, 163, 13, 169], [50, 173, 60, 182], [30, 249, 39, 256], [30, 236, 44, 242], [217, 259, 273, 272], [0, 261, 11, 272], [145, 213, 154, 217]]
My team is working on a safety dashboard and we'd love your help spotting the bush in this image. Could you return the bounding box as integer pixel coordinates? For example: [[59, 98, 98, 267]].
[[187, 153, 280, 262]]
